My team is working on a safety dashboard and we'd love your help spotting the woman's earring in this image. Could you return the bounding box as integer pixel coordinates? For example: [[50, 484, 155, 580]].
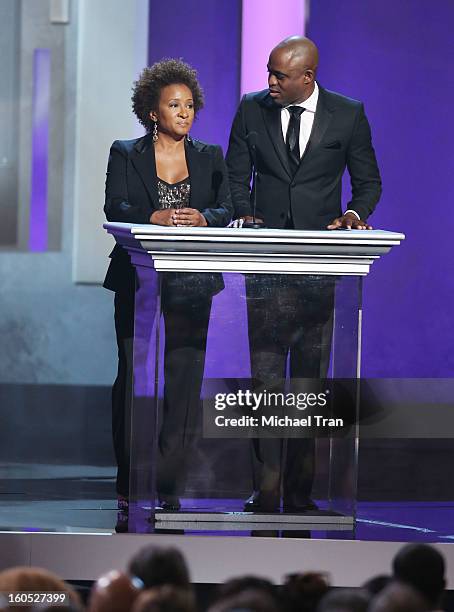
[[152, 120, 158, 142]]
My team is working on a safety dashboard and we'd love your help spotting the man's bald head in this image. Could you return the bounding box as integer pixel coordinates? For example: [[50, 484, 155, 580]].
[[273, 36, 319, 74], [267, 36, 319, 106]]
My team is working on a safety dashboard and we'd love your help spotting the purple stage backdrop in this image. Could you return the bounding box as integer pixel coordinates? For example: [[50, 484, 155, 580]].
[[148, 0, 242, 152], [148, 0, 251, 378], [308, 0, 454, 377], [146, 0, 453, 378]]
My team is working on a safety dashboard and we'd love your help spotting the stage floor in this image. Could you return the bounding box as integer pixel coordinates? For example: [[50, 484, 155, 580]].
[[0, 462, 453, 541], [1, 463, 453, 585], [0, 498, 453, 542]]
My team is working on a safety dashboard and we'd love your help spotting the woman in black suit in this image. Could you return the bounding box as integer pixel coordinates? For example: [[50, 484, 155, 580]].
[[103, 59, 232, 513]]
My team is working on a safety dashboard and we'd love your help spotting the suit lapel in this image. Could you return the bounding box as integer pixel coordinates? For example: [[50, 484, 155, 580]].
[[260, 98, 292, 179], [301, 86, 333, 163], [131, 134, 160, 207]]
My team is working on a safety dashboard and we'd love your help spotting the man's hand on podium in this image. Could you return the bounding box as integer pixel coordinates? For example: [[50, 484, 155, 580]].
[[327, 212, 372, 230], [242, 215, 264, 224], [229, 216, 265, 228]]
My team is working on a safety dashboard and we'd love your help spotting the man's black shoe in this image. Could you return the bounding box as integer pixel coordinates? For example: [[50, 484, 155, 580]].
[[283, 498, 319, 513], [243, 491, 279, 513], [156, 496, 181, 512]]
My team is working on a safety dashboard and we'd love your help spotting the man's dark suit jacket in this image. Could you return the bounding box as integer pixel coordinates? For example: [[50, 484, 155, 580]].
[[103, 134, 233, 293], [226, 85, 381, 229]]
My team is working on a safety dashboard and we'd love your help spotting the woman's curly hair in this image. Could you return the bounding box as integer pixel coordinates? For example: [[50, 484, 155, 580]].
[[132, 59, 204, 132]]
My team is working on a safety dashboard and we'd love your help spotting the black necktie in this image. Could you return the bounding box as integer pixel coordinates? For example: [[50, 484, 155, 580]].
[[286, 106, 305, 173]]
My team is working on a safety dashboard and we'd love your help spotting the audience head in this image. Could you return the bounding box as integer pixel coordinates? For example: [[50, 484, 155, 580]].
[[392, 544, 446, 607], [282, 572, 330, 612], [0, 567, 81, 612], [369, 581, 430, 612], [209, 588, 279, 612], [132, 585, 196, 612], [88, 570, 142, 612], [362, 575, 393, 597], [317, 588, 370, 612], [216, 575, 277, 602], [128, 545, 191, 591]]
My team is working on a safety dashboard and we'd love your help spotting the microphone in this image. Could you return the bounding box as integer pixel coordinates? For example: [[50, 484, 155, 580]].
[[242, 131, 265, 229], [246, 130, 258, 165]]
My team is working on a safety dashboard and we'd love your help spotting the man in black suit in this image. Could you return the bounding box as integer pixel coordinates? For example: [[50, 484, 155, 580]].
[[226, 36, 381, 512]]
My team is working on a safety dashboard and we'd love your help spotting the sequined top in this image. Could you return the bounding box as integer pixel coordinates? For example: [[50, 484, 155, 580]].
[[157, 177, 191, 210]]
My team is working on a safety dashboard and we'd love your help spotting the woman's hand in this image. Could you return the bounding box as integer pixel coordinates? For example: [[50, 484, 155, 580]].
[[150, 208, 207, 227], [150, 209, 175, 226], [172, 208, 207, 227]]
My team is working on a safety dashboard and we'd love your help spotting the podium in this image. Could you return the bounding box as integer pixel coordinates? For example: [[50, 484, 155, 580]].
[[104, 223, 404, 533]]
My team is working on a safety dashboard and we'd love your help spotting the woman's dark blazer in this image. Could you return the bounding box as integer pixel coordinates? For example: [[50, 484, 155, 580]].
[[103, 134, 233, 294]]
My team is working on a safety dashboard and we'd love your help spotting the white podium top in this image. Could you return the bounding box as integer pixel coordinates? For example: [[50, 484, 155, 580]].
[[104, 223, 405, 276]]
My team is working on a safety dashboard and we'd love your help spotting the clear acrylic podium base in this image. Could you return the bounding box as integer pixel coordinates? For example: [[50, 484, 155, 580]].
[[102, 224, 404, 534]]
